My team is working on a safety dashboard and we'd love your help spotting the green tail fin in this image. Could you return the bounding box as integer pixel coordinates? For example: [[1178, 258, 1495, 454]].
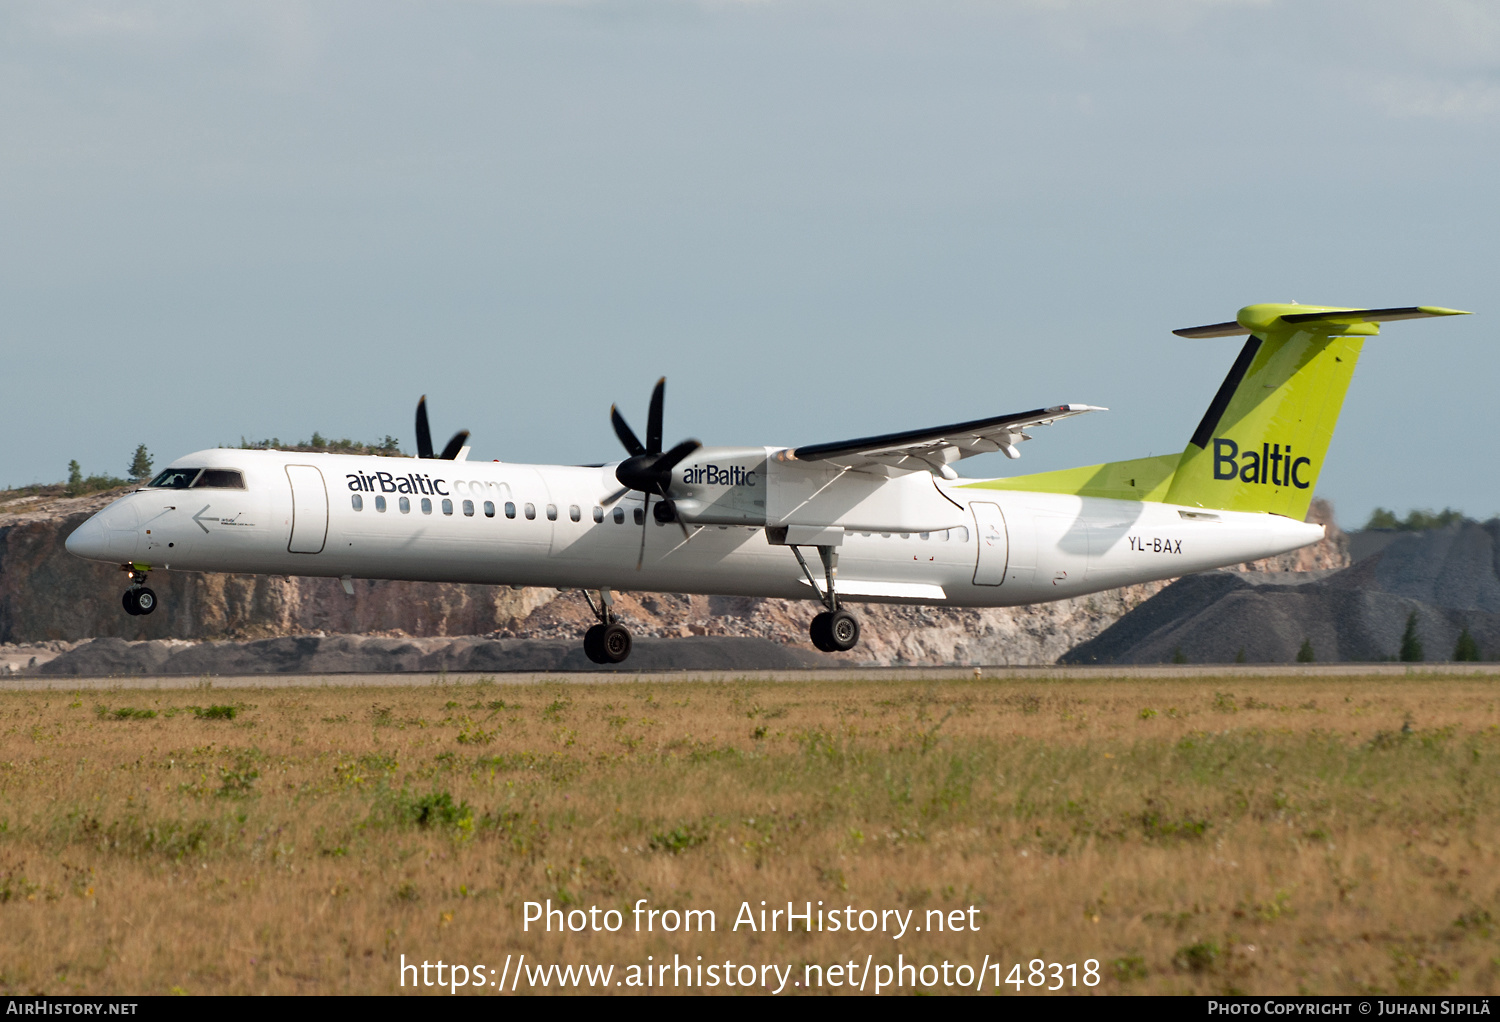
[[1163, 303, 1467, 518]]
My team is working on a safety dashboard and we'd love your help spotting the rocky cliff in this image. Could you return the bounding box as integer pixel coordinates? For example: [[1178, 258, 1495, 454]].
[[0, 490, 1346, 666]]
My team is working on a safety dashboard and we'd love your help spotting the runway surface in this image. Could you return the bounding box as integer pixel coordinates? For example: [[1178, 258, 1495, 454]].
[[4, 662, 1499, 689]]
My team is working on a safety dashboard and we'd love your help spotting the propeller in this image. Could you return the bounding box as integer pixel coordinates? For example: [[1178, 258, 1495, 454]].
[[415, 396, 470, 460], [605, 377, 700, 567]]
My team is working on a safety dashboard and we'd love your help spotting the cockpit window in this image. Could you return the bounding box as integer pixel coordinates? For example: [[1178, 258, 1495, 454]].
[[193, 469, 246, 489], [148, 468, 202, 489]]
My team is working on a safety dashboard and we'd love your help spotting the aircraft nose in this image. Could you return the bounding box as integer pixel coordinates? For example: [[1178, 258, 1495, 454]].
[[65, 514, 111, 562]]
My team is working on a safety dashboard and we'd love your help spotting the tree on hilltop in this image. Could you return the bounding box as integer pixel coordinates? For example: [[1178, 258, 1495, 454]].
[[128, 444, 153, 481]]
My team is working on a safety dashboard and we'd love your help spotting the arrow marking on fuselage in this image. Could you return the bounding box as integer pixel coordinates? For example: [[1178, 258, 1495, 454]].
[[192, 506, 215, 533]]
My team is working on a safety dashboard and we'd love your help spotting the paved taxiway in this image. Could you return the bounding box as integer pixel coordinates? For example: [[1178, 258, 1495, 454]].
[[5, 662, 1500, 690]]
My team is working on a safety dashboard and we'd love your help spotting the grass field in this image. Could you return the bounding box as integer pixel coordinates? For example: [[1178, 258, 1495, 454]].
[[0, 674, 1497, 995]]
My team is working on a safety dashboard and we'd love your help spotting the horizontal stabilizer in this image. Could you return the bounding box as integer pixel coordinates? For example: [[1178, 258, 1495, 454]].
[[1174, 305, 1469, 339]]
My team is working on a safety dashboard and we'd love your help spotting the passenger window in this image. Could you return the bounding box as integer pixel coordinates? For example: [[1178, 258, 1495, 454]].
[[613, 507, 625, 524], [569, 505, 581, 523], [505, 501, 516, 519], [352, 494, 364, 512], [881, 533, 891, 539], [634, 507, 644, 525], [484, 501, 495, 518], [463, 499, 475, 517], [524, 503, 536, 520], [193, 469, 246, 489], [375, 495, 387, 512], [920, 532, 930, 540], [148, 468, 201, 489], [900, 533, 910, 539], [442, 499, 454, 516], [399, 496, 410, 514], [546, 504, 558, 521], [592, 506, 604, 523], [421, 498, 433, 514], [953, 526, 969, 542]]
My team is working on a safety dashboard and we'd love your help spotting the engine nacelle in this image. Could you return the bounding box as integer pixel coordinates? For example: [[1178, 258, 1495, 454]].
[[669, 447, 967, 533]]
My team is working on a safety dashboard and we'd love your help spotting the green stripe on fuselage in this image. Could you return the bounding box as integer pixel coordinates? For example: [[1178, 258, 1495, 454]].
[[957, 452, 1178, 502]]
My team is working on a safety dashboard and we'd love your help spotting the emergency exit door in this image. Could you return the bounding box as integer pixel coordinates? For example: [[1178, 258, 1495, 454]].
[[971, 502, 1009, 586]]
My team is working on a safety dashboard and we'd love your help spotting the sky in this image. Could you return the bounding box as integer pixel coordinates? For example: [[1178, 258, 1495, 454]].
[[3, 0, 1497, 528]]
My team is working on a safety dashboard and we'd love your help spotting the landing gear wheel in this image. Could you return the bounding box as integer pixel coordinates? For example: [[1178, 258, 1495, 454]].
[[809, 612, 834, 652], [827, 608, 859, 651], [122, 589, 141, 616], [600, 623, 633, 664], [583, 624, 608, 664], [133, 587, 157, 615], [811, 609, 859, 652]]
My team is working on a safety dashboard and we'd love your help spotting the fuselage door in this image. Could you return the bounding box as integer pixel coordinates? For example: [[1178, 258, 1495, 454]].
[[971, 501, 1009, 586], [285, 465, 329, 554]]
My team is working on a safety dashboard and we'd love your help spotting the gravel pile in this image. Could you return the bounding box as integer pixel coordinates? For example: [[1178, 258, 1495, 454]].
[[1064, 520, 1500, 664]]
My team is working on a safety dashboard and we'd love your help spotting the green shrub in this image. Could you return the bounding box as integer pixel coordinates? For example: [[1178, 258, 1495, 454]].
[[1399, 612, 1424, 662], [1454, 626, 1480, 662], [398, 790, 473, 830], [1173, 940, 1220, 973], [649, 825, 709, 854]]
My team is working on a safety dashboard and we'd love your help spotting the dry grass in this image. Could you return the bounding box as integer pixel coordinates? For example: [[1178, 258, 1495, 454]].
[[0, 674, 1497, 995]]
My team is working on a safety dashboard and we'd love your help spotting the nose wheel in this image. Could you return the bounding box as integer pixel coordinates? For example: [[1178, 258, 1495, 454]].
[[123, 586, 157, 616], [121, 567, 157, 617]]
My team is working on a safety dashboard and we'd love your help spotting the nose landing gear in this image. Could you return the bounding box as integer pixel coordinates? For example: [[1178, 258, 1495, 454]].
[[581, 588, 632, 664], [121, 566, 157, 617]]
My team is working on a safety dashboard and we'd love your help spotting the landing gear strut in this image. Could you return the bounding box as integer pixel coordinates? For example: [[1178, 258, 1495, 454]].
[[121, 566, 157, 617], [791, 544, 861, 653], [581, 588, 632, 664]]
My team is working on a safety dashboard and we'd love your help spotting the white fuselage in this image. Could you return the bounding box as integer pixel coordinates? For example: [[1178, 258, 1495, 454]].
[[66, 448, 1322, 607]]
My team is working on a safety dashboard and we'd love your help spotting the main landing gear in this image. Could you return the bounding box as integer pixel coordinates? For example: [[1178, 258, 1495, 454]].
[[581, 588, 632, 664], [791, 544, 861, 653], [121, 566, 157, 617]]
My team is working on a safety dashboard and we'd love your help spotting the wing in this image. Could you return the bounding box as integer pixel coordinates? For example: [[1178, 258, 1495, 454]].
[[785, 404, 1106, 475]]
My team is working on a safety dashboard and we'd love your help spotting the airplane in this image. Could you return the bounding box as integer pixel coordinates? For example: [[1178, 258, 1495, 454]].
[[65, 303, 1467, 664]]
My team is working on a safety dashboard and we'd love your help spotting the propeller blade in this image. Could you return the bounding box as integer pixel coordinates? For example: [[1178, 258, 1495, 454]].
[[611, 405, 647, 458], [599, 486, 630, 507], [646, 377, 665, 456], [655, 438, 701, 473], [416, 396, 434, 460], [439, 430, 470, 461], [636, 493, 651, 570]]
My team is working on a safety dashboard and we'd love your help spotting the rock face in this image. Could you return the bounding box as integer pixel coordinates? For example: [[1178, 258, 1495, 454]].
[[34, 634, 830, 676], [1, 490, 1347, 667], [1064, 519, 1499, 664], [0, 493, 553, 642]]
